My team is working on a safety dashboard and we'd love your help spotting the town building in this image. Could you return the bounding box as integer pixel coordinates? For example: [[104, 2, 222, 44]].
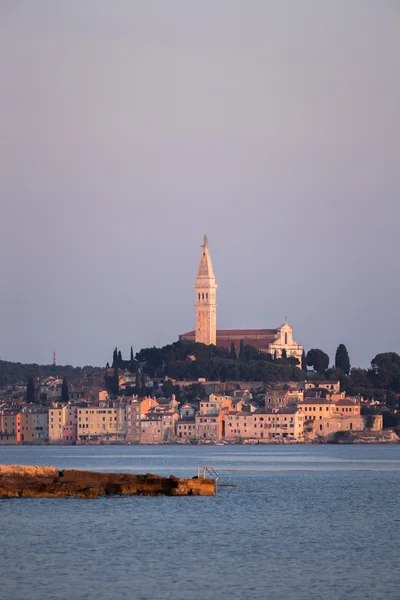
[[264, 407, 306, 441], [224, 407, 306, 442], [140, 410, 177, 444], [15, 409, 48, 443], [49, 404, 78, 443], [76, 403, 126, 444], [0, 409, 17, 443]]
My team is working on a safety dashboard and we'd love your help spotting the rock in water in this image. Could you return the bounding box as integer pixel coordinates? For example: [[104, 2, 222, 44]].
[[0, 465, 216, 498]]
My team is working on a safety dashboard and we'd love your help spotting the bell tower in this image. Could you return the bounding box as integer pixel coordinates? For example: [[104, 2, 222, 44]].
[[195, 235, 217, 345]]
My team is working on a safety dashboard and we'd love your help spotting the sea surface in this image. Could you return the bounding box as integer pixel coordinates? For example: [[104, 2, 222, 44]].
[[1, 444, 399, 600]]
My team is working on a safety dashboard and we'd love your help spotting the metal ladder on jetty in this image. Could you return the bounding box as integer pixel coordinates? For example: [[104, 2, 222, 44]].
[[197, 466, 219, 494]]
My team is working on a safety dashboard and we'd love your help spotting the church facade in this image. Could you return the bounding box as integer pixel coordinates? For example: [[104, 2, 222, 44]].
[[179, 236, 303, 362]]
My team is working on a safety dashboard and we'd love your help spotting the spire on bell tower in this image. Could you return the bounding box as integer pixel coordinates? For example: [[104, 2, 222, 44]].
[[195, 235, 217, 345]]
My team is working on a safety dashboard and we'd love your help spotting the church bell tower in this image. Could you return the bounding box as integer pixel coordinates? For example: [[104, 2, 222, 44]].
[[195, 235, 217, 345]]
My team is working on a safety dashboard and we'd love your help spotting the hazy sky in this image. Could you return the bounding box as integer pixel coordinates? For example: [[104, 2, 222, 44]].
[[0, 1, 399, 369]]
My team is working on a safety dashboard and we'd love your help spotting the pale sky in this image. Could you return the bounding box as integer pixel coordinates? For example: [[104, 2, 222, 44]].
[[0, 0, 399, 368]]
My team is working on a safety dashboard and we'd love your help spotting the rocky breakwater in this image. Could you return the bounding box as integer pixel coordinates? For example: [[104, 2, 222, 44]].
[[0, 465, 216, 498]]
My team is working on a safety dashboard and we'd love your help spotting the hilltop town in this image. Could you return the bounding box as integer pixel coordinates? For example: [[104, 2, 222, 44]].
[[1, 237, 399, 445]]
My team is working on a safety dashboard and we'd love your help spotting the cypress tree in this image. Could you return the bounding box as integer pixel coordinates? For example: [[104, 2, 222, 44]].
[[113, 367, 119, 395], [112, 347, 118, 368], [61, 376, 69, 402], [281, 349, 287, 360], [140, 372, 147, 396], [301, 350, 307, 371], [26, 377, 35, 403], [130, 346, 135, 372], [118, 350, 123, 368], [135, 370, 141, 394], [229, 342, 237, 360], [335, 344, 350, 375], [239, 339, 246, 361]]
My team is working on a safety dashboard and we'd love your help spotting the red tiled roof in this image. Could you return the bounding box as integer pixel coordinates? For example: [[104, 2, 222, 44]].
[[336, 398, 357, 406], [277, 407, 299, 414], [299, 398, 334, 405], [180, 329, 279, 351], [306, 380, 340, 385]]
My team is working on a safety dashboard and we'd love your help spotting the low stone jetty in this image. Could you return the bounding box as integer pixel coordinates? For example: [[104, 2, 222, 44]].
[[0, 465, 216, 498]]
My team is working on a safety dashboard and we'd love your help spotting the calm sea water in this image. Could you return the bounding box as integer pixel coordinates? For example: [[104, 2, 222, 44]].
[[1, 444, 399, 600]]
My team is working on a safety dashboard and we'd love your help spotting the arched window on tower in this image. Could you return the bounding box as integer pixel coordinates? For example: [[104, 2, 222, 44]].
[[285, 332, 288, 345], [206, 293, 208, 300], [198, 293, 200, 301], [202, 293, 204, 300]]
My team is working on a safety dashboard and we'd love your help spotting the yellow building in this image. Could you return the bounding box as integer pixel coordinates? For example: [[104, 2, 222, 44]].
[[0, 410, 17, 443], [299, 398, 339, 422], [77, 404, 126, 443], [300, 397, 382, 438], [304, 381, 341, 394], [16, 410, 48, 443], [49, 404, 78, 443]]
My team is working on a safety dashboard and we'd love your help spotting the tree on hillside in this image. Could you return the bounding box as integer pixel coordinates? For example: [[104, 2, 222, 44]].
[[61, 376, 69, 402], [301, 350, 307, 372], [370, 353, 400, 391], [281, 349, 287, 361], [135, 370, 140, 394], [386, 389, 398, 409], [26, 377, 35, 403], [140, 372, 147, 396], [113, 367, 119, 395], [112, 347, 118, 368], [229, 342, 237, 360], [306, 348, 329, 374], [163, 379, 175, 398], [130, 346, 136, 372], [239, 339, 246, 361], [335, 344, 350, 375], [118, 350, 123, 368]]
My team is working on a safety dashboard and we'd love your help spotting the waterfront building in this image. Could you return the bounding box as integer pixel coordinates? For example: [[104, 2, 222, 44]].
[[225, 410, 268, 441], [264, 407, 306, 441], [126, 400, 141, 443], [299, 396, 383, 437], [0, 410, 17, 443], [15, 409, 48, 443], [177, 419, 196, 441], [224, 407, 306, 442], [49, 404, 78, 443], [140, 411, 177, 444], [76, 404, 126, 443]]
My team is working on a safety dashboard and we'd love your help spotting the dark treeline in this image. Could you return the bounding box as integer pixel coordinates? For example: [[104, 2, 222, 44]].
[[0, 360, 102, 389], [114, 340, 306, 384], [110, 341, 400, 409], [306, 346, 400, 407]]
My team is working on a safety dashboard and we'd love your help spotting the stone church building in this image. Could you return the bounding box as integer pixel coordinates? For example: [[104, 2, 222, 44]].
[[179, 236, 303, 362]]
